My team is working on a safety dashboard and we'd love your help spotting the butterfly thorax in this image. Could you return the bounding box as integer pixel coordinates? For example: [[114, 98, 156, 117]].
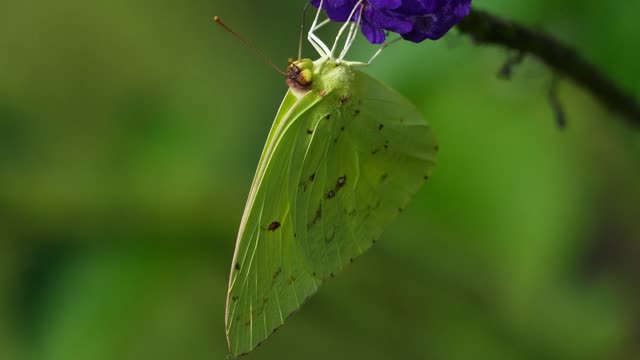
[[286, 58, 355, 100]]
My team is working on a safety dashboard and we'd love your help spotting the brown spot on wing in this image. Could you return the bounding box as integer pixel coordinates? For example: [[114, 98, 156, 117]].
[[268, 221, 281, 231], [272, 267, 282, 280], [327, 175, 347, 197], [308, 205, 322, 229]]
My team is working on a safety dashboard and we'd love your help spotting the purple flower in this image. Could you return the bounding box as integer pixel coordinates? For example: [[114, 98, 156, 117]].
[[399, 0, 472, 42], [310, 0, 472, 44]]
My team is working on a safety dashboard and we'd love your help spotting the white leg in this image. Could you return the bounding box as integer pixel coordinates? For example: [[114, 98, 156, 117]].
[[309, 33, 331, 58], [308, 0, 323, 32], [338, 9, 363, 62], [337, 22, 357, 62], [342, 36, 402, 67], [313, 18, 331, 31], [367, 37, 401, 64], [308, 0, 331, 57], [330, 0, 363, 59], [306, 18, 331, 58], [307, 35, 326, 57], [343, 61, 369, 67]]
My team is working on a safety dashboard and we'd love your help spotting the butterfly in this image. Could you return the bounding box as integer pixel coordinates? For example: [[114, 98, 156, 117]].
[[220, 2, 438, 355]]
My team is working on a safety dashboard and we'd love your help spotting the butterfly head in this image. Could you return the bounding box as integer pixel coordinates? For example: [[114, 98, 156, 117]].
[[286, 58, 314, 97]]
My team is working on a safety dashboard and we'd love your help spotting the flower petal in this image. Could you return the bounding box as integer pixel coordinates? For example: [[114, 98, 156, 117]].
[[311, 0, 359, 22], [372, 8, 413, 34], [360, 21, 387, 44], [398, 0, 436, 13], [311, 0, 472, 45], [401, 0, 471, 42], [369, 0, 402, 10]]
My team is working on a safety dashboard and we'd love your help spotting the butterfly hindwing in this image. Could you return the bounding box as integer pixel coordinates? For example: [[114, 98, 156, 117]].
[[295, 69, 438, 277]]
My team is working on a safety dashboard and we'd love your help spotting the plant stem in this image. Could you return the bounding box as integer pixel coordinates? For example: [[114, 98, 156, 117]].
[[456, 8, 640, 128]]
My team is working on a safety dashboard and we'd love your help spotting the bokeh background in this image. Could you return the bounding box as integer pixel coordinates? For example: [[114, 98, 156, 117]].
[[1, 0, 639, 359]]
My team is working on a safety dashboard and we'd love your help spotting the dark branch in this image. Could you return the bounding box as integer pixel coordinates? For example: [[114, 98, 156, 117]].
[[456, 8, 640, 128], [498, 51, 525, 80], [548, 74, 567, 129]]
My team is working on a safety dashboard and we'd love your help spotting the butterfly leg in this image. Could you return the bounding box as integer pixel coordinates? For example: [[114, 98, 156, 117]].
[[342, 61, 368, 67], [312, 18, 331, 32], [337, 6, 364, 63], [367, 37, 402, 64], [342, 36, 402, 67], [307, 18, 332, 58], [330, 0, 364, 62], [308, 0, 332, 58]]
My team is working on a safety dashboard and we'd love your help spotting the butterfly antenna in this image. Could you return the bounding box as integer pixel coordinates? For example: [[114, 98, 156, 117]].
[[298, 2, 312, 60], [214, 16, 287, 76]]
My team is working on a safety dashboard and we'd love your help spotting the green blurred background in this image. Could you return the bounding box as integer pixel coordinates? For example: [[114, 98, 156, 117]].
[[1, 0, 639, 359]]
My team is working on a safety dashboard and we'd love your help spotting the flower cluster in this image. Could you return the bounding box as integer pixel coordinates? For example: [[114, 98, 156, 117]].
[[310, 0, 472, 44]]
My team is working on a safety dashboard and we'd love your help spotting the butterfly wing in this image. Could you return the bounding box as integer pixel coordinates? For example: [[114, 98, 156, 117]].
[[294, 69, 438, 277], [225, 89, 325, 356], [226, 68, 437, 356]]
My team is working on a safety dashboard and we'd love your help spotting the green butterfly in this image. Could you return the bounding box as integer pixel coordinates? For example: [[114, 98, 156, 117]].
[[222, 4, 438, 356]]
